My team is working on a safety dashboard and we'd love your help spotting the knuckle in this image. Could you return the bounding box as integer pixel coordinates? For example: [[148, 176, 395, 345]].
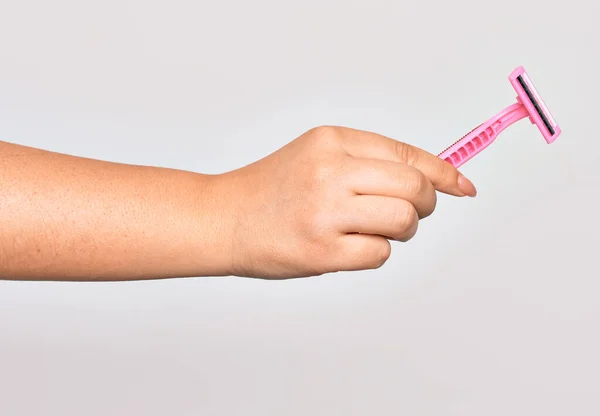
[[404, 168, 429, 196], [422, 191, 437, 218], [401, 218, 419, 242], [372, 241, 391, 268], [396, 223, 418, 242], [416, 170, 430, 193], [392, 201, 419, 241], [392, 200, 416, 233], [362, 239, 391, 270], [306, 125, 342, 149], [395, 141, 419, 166]]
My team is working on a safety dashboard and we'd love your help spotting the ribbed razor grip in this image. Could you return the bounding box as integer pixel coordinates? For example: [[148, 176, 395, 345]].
[[438, 103, 529, 168], [438, 125, 496, 168]]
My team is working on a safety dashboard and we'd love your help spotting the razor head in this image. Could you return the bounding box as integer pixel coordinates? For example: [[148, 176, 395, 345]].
[[509, 66, 561, 143]]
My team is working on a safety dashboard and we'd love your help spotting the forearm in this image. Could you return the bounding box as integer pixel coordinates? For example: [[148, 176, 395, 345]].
[[0, 140, 235, 281]]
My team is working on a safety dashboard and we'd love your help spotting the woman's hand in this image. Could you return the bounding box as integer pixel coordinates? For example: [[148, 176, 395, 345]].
[[0, 126, 475, 281], [220, 126, 476, 279]]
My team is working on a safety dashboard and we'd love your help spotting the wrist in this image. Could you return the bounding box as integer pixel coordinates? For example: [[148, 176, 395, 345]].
[[192, 171, 243, 277]]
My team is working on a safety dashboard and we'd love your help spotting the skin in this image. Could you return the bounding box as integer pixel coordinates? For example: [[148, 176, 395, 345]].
[[0, 126, 476, 281]]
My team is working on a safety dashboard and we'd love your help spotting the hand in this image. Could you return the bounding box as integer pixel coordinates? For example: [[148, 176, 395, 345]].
[[219, 126, 477, 279]]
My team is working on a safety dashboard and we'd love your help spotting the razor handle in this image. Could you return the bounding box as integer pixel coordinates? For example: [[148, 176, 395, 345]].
[[438, 103, 529, 168]]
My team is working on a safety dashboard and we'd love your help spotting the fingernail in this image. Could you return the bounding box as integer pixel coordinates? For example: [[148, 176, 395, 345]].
[[458, 174, 477, 197]]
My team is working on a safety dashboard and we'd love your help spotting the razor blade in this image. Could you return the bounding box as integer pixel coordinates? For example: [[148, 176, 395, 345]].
[[438, 66, 561, 168]]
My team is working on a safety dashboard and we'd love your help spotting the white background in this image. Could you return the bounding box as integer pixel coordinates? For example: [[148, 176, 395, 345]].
[[1, 0, 599, 414]]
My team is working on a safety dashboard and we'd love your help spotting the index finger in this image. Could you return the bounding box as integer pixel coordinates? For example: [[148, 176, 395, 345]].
[[337, 127, 477, 197]]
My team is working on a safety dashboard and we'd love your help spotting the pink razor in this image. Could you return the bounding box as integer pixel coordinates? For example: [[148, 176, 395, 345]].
[[438, 66, 561, 168]]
